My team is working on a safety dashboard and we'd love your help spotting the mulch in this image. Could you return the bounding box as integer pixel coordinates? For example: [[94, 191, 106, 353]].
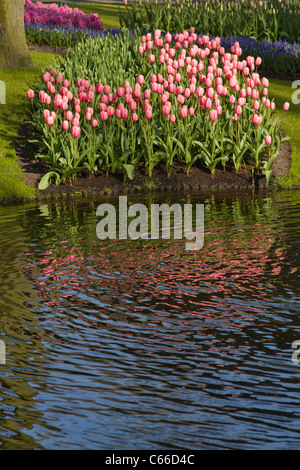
[[15, 43, 296, 201]]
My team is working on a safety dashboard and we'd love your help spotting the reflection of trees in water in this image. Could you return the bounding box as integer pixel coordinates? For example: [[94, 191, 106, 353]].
[[0, 204, 62, 450]]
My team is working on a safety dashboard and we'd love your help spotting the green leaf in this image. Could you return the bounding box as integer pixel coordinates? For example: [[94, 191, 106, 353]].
[[38, 171, 61, 190], [123, 164, 135, 180]]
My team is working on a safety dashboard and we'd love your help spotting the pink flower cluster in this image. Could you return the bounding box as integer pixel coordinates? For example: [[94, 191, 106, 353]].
[[24, 0, 102, 30], [27, 28, 290, 148]]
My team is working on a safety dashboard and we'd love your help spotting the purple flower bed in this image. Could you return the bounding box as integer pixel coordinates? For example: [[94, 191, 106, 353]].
[[24, 0, 102, 30]]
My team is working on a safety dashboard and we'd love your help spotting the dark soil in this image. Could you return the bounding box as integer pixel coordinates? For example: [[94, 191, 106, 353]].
[[15, 119, 292, 201], [28, 43, 69, 56], [16, 43, 294, 201]]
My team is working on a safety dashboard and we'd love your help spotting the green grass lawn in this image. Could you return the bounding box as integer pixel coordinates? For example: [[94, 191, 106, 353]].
[[0, 51, 58, 202], [268, 79, 300, 186]]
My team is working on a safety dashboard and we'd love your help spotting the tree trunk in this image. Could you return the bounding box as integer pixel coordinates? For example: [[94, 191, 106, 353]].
[[0, 0, 33, 70]]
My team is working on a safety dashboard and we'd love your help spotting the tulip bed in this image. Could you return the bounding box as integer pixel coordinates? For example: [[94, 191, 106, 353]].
[[27, 28, 290, 189], [120, 0, 300, 44]]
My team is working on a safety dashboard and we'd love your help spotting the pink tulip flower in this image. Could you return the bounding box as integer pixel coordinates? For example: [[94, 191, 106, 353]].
[[209, 109, 218, 121], [145, 108, 152, 119], [265, 135, 272, 145], [43, 109, 50, 120], [71, 126, 81, 138], [65, 111, 73, 121], [27, 89, 35, 99], [46, 116, 54, 126], [62, 120, 69, 130], [283, 102, 290, 111], [252, 114, 262, 125]]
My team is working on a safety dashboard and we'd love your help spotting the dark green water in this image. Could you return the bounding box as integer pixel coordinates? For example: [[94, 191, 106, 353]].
[[0, 189, 299, 450]]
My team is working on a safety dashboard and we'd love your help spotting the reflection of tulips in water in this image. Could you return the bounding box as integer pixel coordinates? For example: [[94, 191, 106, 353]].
[[27, 28, 290, 188]]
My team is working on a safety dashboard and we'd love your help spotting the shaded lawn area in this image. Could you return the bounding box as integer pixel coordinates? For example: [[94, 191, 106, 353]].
[[0, 51, 58, 201]]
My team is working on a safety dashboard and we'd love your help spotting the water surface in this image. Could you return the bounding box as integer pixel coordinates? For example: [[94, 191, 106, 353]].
[[0, 189, 299, 450]]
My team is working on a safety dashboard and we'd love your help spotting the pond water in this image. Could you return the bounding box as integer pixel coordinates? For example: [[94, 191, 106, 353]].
[[0, 189, 299, 450]]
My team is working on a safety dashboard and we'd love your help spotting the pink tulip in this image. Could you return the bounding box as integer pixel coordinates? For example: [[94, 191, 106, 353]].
[[131, 113, 138, 122], [50, 67, 56, 76], [107, 106, 115, 117], [92, 119, 98, 127], [235, 105, 242, 115], [261, 77, 269, 88], [100, 111, 108, 121], [189, 107, 195, 117], [96, 83, 104, 94], [62, 120, 69, 130], [43, 109, 50, 119], [71, 126, 81, 138], [65, 111, 73, 121], [46, 116, 54, 126], [283, 102, 290, 111], [149, 54, 155, 63], [209, 109, 218, 121], [72, 118, 80, 127], [204, 98, 212, 109], [116, 87, 124, 97], [170, 114, 176, 123], [165, 32, 172, 43], [145, 108, 152, 119], [265, 135, 272, 145], [27, 89, 35, 99], [252, 114, 262, 125], [121, 108, 128, 119], [43, 72, 51, 83], [180, 107, 188, 118], [253, 100, 260, 111], [63, 79, 69, 88]]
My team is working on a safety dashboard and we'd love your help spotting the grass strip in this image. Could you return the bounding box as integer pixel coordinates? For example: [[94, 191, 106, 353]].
[[0, 51, 58, 201]]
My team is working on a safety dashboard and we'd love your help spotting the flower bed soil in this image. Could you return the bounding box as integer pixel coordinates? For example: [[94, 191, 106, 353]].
[[15, 118, 292, 200]]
